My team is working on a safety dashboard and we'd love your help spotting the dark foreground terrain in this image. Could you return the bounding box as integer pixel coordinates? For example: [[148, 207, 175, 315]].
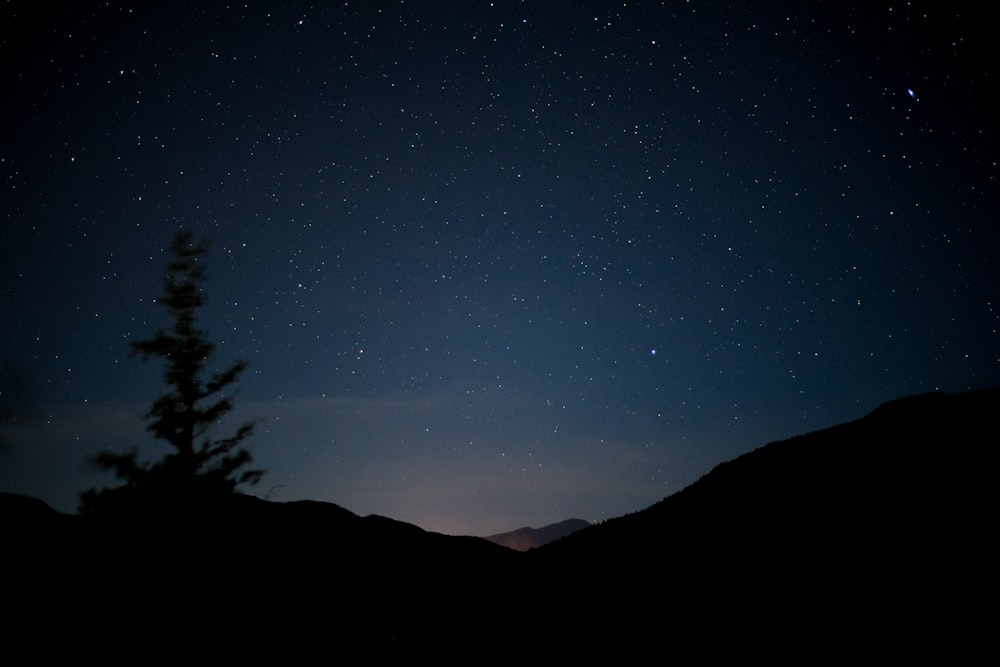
[[3, 389, 995, 656]]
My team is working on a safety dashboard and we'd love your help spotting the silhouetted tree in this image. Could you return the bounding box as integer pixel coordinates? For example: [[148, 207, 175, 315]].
[[80, 231, 263, 513]]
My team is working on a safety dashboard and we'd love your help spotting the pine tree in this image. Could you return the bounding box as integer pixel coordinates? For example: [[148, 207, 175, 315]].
[[80, 231, 263, 514]]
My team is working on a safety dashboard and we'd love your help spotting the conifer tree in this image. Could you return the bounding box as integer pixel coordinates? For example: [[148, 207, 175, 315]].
[[80, 231, 263, 513]]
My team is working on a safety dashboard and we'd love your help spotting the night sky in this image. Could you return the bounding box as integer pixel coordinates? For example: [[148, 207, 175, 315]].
[[2, 1, 997, 536]]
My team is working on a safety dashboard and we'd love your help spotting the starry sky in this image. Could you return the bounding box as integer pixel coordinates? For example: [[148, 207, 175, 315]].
[[2, 1, 997, 536]]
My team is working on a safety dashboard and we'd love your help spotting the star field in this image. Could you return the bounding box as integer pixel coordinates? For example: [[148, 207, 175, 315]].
[[2, 1, 998, 535]]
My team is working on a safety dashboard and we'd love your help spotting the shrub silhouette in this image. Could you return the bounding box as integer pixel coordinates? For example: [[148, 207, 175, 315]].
[[80, 231, 263, 514]]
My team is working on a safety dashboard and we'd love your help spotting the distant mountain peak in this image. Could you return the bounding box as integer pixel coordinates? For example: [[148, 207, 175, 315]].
[[484, 518, 591, 551]]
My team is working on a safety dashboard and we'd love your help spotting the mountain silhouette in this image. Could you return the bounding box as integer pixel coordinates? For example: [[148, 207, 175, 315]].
[[525, 388, 996, 655], [3, 389, 994, 656], [484, 518, 590, 551]]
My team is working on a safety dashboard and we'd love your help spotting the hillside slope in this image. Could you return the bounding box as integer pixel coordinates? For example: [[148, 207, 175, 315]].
[[3, 389, 994, 655]]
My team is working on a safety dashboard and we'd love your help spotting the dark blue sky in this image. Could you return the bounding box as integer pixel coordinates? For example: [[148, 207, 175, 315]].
[[2, 1, 997, 535]]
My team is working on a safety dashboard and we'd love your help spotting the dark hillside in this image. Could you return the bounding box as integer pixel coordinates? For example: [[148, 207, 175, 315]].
[[526, 389, 997, 652], [3, 389, 995, 655], [2, 491, 520, 653]]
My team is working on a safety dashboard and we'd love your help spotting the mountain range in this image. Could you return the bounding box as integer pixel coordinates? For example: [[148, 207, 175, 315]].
[[3, 388, 994, 656]]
